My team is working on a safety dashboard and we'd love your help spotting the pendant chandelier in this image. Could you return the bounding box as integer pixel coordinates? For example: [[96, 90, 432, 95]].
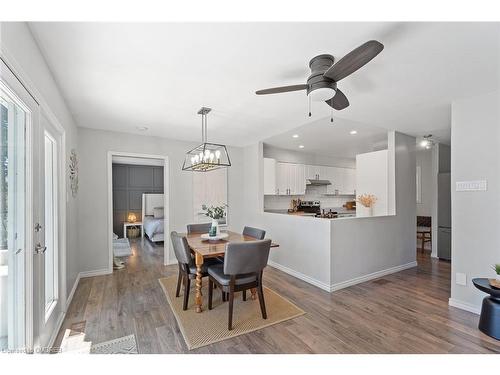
[[182, 107, 231, 172]]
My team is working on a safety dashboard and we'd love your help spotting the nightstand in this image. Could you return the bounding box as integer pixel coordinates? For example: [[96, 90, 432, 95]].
[[123, 222, 143, 239]]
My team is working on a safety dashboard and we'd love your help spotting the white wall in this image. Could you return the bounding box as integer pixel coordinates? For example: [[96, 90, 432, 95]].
[[356, 149, 389, 217], [430, 143, 450, 257], [263, 144, 355, 168], [77, 128, 245, 273], [450, 90, 500, 313], [1, 22, 79, 301], [331, 132, 417, 287], [416, 149, 433, 217]]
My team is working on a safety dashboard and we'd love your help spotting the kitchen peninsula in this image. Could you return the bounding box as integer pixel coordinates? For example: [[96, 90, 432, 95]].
[[243, 131, 417, 294]]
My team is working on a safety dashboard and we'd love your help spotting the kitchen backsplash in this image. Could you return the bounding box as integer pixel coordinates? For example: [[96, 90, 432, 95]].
[[264, 184, 354, 210]]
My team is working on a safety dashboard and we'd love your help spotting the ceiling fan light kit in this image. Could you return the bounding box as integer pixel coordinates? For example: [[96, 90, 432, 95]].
[[256, 40, 384, 112], [420, 134, 435, 149], [182, 107, 231, 172]]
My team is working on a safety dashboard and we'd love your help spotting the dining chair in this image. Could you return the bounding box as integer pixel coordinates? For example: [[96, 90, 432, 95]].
[[187, 222, 212, 234], [170, 231, 220, 310], [242, 226, 266, 240], [207, 239, 271, 330]]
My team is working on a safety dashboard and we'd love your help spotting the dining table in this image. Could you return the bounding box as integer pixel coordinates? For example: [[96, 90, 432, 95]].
[[183, 230, 279, 313]]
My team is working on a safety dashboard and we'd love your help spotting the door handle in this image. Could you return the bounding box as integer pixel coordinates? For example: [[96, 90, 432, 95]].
[[35, 243, 47, 254]]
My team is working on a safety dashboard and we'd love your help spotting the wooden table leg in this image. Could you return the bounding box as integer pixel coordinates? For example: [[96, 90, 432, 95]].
[[195, 253, 204, 313], [250, 288, 257, 300]]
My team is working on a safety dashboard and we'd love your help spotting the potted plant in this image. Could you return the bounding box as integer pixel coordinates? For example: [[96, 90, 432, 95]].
[[357, 194, 377, 216], [204, 204, 227, 237], [492, 264, 500, 281]]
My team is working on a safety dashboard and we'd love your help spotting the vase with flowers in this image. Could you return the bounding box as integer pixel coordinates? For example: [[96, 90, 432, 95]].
[[357, 194, 377, 216], [204, 204, 227, 237]]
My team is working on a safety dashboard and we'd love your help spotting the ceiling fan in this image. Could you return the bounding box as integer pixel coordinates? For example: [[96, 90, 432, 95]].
[[255, 40, 384, 111]]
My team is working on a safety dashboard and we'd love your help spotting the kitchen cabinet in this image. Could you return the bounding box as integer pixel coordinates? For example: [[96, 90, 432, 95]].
[[305, 164, 320, 180], [342, 168, 356, 195], [326, 167, 342, 194], [276, 162, 306, 195], [263, 157, 277, 195], [265, 158, 355, 196], [322, 166, 356, 195]]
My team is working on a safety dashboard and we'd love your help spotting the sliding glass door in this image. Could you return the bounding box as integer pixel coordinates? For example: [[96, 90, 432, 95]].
[[0, 61, 33, 351]]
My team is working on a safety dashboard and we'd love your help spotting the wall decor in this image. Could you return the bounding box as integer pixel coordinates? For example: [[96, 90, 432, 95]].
[[69, 148, 79, 197]]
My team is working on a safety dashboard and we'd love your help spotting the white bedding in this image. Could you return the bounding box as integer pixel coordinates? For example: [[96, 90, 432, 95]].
[[113, 238, 132, 257], [143, 215, 164, 240]]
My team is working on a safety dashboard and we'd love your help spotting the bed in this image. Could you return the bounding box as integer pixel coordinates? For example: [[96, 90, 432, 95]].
[[142, 193, 165, 242]]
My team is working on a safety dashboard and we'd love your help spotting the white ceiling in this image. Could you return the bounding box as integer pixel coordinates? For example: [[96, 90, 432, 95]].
[[263, 117, 389, 159], [29, 22, 500, 147]]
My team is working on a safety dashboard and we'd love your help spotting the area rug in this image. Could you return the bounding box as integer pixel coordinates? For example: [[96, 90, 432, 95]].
[[159, 276, 305, 350], [90, 334, 138, 354]]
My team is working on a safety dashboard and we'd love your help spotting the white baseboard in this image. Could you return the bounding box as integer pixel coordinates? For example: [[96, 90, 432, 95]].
[[268, 261, 331, 292], [65, 273, 81, 310], [448, 298, 481, 315], [330, 261, 418, 292], [79, 268, 112, 278], [48, 311, 66, 349], [269, 260, 418, 293]]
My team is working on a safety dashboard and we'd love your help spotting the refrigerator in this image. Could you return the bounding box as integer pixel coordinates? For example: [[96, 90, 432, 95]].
[[437, 172, 451, 260]]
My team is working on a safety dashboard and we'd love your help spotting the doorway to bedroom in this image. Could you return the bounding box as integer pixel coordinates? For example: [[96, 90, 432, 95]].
[[108, 153, 169, 273]]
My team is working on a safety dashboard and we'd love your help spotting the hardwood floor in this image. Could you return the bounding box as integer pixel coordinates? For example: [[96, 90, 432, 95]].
[[54, 239, 500, 353]]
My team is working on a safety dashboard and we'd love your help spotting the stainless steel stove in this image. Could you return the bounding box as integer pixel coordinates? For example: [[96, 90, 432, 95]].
[[297, 200, 321, 215]]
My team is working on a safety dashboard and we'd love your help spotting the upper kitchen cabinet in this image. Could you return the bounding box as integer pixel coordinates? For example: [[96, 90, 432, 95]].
[[322, 166, 356, 195], [325, 166, 342, 194], [263, 157, 277, 195], [276, 162, 306, 195], [342, 168, 356, 195], [305, 164, 320, 180]]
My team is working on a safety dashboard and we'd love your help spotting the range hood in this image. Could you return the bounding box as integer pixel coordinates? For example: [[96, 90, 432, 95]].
[[307, 179, 332, 186]]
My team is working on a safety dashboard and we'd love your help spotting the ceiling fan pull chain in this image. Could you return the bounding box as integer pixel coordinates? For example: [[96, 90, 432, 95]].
[[308, 95, 311, 117], [331, 107, 333, 123]]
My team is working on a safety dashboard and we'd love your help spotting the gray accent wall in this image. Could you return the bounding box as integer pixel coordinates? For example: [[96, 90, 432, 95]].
[[112, 164, 164, 237]]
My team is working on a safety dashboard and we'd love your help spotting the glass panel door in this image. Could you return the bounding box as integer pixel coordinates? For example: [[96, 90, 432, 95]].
[[43, 132, 58, 317], [34, 112, 62, 350], [0, 80, 27, 351]]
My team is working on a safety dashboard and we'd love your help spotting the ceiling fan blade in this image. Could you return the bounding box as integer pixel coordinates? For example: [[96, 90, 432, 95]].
[[326, 89, 349, 110], [255, 84, 308, 95], [323, 40, 384, 82]]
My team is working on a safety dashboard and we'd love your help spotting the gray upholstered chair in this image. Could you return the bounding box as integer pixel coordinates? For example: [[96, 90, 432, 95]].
[[170, 231, 219, 310], [242, 226, 266, 240], [207, 239, 271, 330], [187, 222, 212, 234]]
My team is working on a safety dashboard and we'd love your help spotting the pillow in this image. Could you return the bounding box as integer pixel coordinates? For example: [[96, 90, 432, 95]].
[[153, 206, 164, 219]]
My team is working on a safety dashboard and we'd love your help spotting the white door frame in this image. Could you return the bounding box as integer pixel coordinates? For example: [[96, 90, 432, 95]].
[[1, 51, 67, 352], [0, 69, 35, 351], [38, 107, 67, 349], [107, 151, 170, 272]]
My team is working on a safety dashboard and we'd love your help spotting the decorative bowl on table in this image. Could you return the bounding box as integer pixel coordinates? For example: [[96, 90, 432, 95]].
[[200, 232, 229, 242], [489, 279, 500, 289]]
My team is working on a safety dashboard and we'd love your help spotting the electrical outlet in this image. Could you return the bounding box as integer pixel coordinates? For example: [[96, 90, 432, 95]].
[[456, 180, 487, 192], [456, 273, 467, 286]]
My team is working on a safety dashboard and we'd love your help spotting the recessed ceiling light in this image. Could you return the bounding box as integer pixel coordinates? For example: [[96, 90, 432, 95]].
[[298, 145, 305, 149], [349, 130, 357, 135], [137, 126, 148, 131], [292, 134, 299, 138]]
